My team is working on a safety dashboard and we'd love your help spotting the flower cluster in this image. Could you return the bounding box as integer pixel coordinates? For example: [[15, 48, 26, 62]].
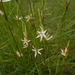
[[21, 26, 53, 58], [36, 26, 53, 42], [15, 14, 32, 22], [20, 19, 70, 58], [21, 37, 31, 48]]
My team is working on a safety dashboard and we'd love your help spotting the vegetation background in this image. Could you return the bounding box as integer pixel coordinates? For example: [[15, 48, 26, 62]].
[[0, 0, 75, 75]]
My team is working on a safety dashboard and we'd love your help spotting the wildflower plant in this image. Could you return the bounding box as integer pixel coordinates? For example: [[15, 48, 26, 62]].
[[61, 47, 68, 57], [61, 40, 70, 58], [0, 0, 75, 75], [32, 46, 43, 58], [21, 27, 31, 48]]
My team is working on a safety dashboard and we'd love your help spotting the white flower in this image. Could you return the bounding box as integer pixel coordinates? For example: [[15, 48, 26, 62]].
[[0, 10, 4, 16], [36, 26, 47, 42], [21, 37, 31, 48], [0, 0, 11, 2], [16, 51, 23, 57], [32, 46, 43, 58], [25, 14, 32, 22], [15, 15, 23, 20], [45, 33, 53, 41], [36, 26, 53, 42], [61, 47, 68, 56]]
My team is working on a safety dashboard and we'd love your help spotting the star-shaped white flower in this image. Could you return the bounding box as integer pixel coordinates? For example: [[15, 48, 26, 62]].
[[36, 26, 47, 42], [61, 47, 68, 56], [25, 14, 32, 22], [21, 37, 31, 48], [16, 51, 23, 57], [0, 10, 4, 16], [32, 46, 43, 58], [0, 0, 11, 2], [36, 26, 53, 42]]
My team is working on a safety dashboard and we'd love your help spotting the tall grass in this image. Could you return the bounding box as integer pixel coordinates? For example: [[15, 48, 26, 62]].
[[0, 0, 75, 75]]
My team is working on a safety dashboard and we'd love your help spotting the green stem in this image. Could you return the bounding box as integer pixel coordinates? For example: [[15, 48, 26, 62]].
[[37, 56, 43, 75], [38, 9, 43, 28], [41, 0, 45, 16]]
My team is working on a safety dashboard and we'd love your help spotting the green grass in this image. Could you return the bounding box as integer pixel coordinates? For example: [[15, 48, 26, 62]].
[[0, 0, 75, 75]]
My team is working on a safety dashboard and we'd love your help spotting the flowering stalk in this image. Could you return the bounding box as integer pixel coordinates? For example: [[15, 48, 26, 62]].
[[32, 46, 43, 74], [61, 40, 70, 72], [38, 9, 43, 27], [21, 31, 31, 48], [65, 0, 71, 12], [61, 40, 70, 58]]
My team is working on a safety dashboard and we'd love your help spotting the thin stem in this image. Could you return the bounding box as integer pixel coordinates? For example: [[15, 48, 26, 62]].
[[2, 3, 19, 51]]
